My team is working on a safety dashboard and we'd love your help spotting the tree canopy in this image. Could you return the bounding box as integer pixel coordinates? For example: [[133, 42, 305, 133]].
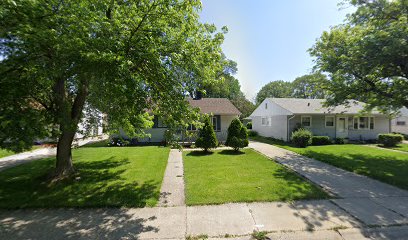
[[255, 80, 293, 104], [292, 72, 329, 99], [309, 0, 408, 110], [0, 0, 227, 177]]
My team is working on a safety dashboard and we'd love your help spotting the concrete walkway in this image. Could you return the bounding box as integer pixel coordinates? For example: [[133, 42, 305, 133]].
[[250, 141, 408, 227], [158, 149, 185, 206], [0, 137, 107, 172]]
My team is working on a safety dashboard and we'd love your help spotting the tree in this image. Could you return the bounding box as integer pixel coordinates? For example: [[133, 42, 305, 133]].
[[292, 73, 329, 99], [195, 116, 218, 152], [231, 93, 256, 118], [255, 80, 293, 104], [309, 0, 408, 111], [225, 118, 248, 152], [0, 0, 226, 178]]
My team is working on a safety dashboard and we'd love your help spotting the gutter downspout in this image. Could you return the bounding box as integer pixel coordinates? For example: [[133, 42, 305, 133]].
[[287, 115, 296, 142]]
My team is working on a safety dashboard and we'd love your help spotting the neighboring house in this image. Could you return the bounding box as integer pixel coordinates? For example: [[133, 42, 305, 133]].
[[137, 97, 241, 143], [249, 98, 390, 141], [391, 107, 408, 134]]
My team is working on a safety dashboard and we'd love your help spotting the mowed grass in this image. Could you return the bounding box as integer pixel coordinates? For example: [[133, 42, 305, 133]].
[[251, 136, 408, 190], [0, 145, 42, 158], [388, 143, 408, 153], [0, 146, 169, 208], [183, 149, 328, 205]]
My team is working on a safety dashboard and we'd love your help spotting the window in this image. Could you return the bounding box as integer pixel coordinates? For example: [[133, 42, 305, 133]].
[[187, 124, 196, 131], [325, 116, 335, 128], [352, 116, 374, 130], [261, 117, 270, 126], [212, 115, 221, 131], [153, 116, 167, 128], [397, 121, 406, 126], [301, 116, 312, 127], [265, 103, 268, 109]]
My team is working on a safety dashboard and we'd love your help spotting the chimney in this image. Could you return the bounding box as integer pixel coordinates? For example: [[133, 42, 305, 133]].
[[194, 90, 203, 100]]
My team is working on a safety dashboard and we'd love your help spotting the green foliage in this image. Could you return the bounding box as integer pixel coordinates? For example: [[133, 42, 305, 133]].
[[291, 129, 312, 148], [246, 122, 252, 129], [248, 130, 258, 137], [226, 118, 248, 151], [256, 80, 293, 104], [334, 138, 346, 144], [311, 136, 332, 146], [309, 0, 408, 110], [231, 94, 256, 118], [392, 132, 408, 141], [378, 133, 403, 147], [0, 0, 227, 172], [252, 231, 269, 240], [195, 116, 218, 152], [292, 72, 329, 99]]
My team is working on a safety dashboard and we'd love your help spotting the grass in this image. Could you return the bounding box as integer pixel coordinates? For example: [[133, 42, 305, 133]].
[[183, 149, 328, 205], [0, 146, 169, 208], [0, 145, 43, 158], [251, 136, 408, 190], [386, 143, 408, 153]]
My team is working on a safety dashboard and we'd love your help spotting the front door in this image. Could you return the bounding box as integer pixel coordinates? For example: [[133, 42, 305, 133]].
[[336, 116, 348, 138]]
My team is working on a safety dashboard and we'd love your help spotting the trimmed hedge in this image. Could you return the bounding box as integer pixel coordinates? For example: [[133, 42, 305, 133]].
[[311, 136, 332, 146], [248, 130, 258, 137], [378, 133, 403, 147], [291, 129, 312, 148]]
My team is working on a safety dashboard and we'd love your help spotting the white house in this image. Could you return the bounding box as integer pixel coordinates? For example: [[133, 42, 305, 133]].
[[249, 98, 391, 141], [391, 107, 408, 134]]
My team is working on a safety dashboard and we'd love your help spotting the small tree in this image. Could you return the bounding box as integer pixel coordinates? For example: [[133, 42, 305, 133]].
[[195, 116, 218, 152], [226, 118, 249, 151]]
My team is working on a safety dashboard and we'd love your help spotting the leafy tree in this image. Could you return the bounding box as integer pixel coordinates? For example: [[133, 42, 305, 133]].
[[255, 80, 293, 104], [292, 72, 329, 99], [309, 0, 408, 110], [231, 93, 256, 118], [195, 116, 218, 152], [0, 0, 226, 178], [225, 118, 248, 152]]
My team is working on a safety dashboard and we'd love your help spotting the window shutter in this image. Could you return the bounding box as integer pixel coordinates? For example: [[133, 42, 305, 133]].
[[216, 115, 221, 131], [153, 115, 158, 128]]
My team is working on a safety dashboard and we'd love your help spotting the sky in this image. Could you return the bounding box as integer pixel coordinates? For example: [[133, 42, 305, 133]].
[[199, 0, 355, 101]]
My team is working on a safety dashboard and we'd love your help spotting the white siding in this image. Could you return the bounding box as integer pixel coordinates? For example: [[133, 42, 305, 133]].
[[250, 99, 292, 117], [391, 116, 408, 134], [348, 116, 390, 140], [252, 115, 288, 141]]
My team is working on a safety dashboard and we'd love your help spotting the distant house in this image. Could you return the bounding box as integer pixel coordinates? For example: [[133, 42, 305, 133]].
[[391, 107, 408, 134], [137, 97, 241, 143], [249, 98, 390, 141]]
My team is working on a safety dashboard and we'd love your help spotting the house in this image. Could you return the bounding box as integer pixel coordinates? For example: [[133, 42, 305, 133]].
[[391, 107, 408, 134], [138, 97, 241, 143], [249, 98, 390, 141]]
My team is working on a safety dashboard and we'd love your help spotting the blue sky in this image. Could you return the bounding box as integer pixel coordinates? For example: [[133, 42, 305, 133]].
[[199, 0, 355, 101]]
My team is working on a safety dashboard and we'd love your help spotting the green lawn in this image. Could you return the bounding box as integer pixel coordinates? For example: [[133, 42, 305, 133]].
[[183, 149, 328, 205], [388, 143, 408, 153], [0, 146, 169, 208], [251, 136, 408, 190], [0, 145, 43, 158]]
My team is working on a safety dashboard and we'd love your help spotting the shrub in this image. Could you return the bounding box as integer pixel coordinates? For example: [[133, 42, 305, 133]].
[[393, 132, 408, 140], [334, 137, 345, 144], [291, 128, 312, 148], [109, 137, 129, 146], [195, 116, 218, 152], [226, 118, 249, 151], [311, 136, 332, 146], [248, 130, 259, 137], [246, 122, 252, 129], [378, 133, 403, 147]]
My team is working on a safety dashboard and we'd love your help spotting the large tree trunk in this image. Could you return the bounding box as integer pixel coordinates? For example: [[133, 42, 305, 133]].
[[55, 131, 76, 178]]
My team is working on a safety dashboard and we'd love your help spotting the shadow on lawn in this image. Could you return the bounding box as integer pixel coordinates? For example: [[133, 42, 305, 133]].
[[218, 149, 245, 155], [185, 150, 214, 157], [299, 150, 408, 190], [0, 157, 160, 208]]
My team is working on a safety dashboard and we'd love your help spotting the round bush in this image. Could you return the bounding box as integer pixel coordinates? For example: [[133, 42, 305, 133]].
[[334, 137, 345, 144], [291, 129, 312, 148], [378, 133, 403, 147], [311, 136, 332, 146]]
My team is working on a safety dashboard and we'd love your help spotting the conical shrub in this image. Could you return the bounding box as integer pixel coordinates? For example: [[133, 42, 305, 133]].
[[195, 116, 218, 152], [226, 118, 248, 151]]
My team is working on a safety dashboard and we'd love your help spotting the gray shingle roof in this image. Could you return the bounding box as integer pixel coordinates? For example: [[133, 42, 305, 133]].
[[268, 98, 381, 114], [188, 98, 241, 115]]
